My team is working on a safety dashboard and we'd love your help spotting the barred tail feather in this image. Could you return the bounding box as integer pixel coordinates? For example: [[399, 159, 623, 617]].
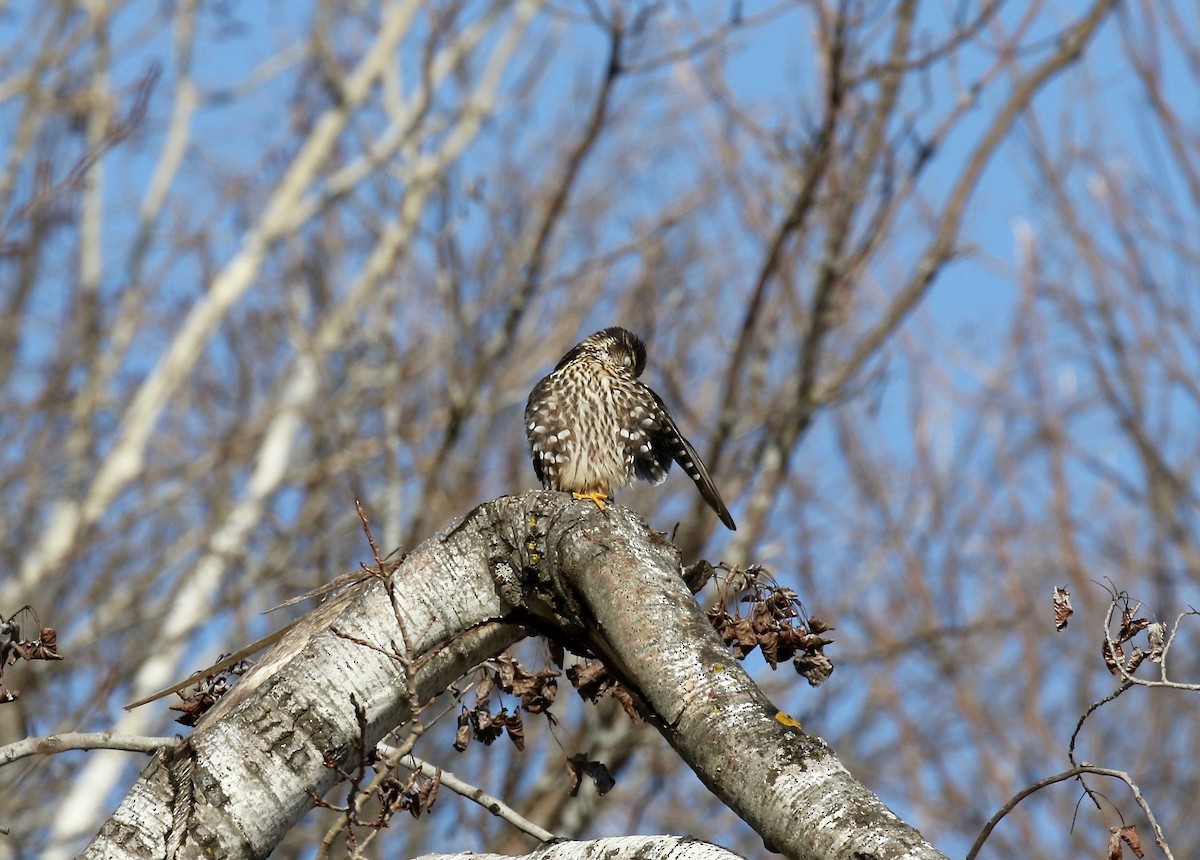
[[670, 429, 736, 530], [645, 389, 736, 530]]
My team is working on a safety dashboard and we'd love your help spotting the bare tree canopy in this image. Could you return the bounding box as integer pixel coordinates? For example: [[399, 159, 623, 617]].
[[1, 0, 1198, 858]]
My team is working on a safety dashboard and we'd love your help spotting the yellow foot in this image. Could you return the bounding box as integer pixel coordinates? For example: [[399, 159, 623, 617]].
[[572, 491, 609, 512]]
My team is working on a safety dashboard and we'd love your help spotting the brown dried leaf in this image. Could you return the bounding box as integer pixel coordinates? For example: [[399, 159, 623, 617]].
[[608, 682, 641, 722], [1103, 639, 1123, 676], [795, 652, 834, 687], [1053, 586, 1073, 631], [566, 661, 610, 700], [521, 671, 558, 713], [509, 664, 544, 698], [27, 627, 62, 660], [566, 758, 581, 796], [794, 631, 835, 650], [1117, 615, 1150, 645], [1146, 622, 1166, 663], [567, 753, 615, 797], [1126, 647, 1147, 674], [495, 654, 560, 713], [6, 628, 57, 661], [419, 770, 441, 814], [378, 776, 403, 809], [453, 711, 471, 752], [505, 709, 525, 751], [729, 618, 758, 657], [750, 602, 776, 635], [807, 616, 832, 634], [565, 662, 641, 721], [508, 667, 539, 698], [743, 564, 766, 587], [759, 632, 779, 668], [495, 653, 517, 691], [475, 670, 496, 704], [1116, 824, 1143, 858], [711, 617, 734, 648], [776, 634, 800, 664], [708, 574, 834, 677], [170, 694, 216, 727], [764, 589, 799, 620], [1106, 828, 1123, 860], [399, 782, 428, 819], [473, 709, 505, 745]]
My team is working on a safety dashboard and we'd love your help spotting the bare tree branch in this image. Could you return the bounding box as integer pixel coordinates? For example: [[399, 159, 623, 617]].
[[0, 732, 178, 765], [82, 493, 944, 859], [414, 834, 748, 860]]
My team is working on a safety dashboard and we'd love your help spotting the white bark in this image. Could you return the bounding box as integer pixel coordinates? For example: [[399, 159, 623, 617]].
[[416, 835, 748, 860], [39, 5, 543, 844], [83, 493, 946, 859]]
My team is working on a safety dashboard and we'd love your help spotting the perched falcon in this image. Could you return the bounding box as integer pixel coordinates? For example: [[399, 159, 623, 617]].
[[525, 327, 736, 530]]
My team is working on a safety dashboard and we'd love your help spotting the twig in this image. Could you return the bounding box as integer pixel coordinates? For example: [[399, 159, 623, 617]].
[[1067, 681, 1132, 767], [382, 745, 558, 843], [1101, 597, 1200, 692], [316, 501, 428, 857], [968, 766, 1172, 860], [1, 732, 178, 766]]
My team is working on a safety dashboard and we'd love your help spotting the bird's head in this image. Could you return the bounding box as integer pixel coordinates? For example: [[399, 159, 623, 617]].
[[556, 326, 647, 377]]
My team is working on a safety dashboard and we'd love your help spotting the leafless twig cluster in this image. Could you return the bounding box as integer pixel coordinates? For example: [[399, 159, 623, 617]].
[[3, 0, 1199, 856]]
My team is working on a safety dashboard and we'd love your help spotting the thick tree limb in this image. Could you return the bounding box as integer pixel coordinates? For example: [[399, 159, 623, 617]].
[[527, 501, 944, 860], [83, 492, 944, 859], [415, 835, 748, 859]]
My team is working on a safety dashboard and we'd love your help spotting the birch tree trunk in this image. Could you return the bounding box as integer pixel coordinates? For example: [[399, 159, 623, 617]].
[[83, 493, 945, 860]]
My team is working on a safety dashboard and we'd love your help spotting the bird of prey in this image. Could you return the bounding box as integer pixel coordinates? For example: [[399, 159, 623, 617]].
[[525, 326, 736, 530]]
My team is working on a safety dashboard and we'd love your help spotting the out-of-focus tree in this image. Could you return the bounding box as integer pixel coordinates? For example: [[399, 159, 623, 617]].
[[1, 0, 1197, 857]]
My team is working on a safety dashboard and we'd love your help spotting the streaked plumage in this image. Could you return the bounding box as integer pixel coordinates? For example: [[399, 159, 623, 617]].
[[525, 327, 736, 530]]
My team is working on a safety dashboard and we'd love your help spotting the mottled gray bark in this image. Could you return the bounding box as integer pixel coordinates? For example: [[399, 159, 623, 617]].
[[84, 492, 946, 860], [416, 835, 748, 859]]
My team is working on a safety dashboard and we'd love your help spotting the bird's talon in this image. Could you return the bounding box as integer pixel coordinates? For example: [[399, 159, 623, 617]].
[[572, 491, 608, 512]]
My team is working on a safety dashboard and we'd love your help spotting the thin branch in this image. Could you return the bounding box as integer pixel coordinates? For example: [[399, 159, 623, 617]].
[[1068, 681, 1133, 767], [386, 747, 558, 844], [14, 0, 424, 594], [968, 765, 1173, 860], [820, 0, 1121, 400], [1102, 598, 1200, 692], [409, 7, 621, 541], [706, 1, 846, 482], [0, 732, 178, 766]]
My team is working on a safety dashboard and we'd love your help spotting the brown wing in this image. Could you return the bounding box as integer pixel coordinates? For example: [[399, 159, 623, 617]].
[[641, 388, 736, 531]]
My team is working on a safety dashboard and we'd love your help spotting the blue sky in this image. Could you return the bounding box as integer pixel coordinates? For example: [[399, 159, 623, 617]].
[[5, 1, 1199, 855]]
